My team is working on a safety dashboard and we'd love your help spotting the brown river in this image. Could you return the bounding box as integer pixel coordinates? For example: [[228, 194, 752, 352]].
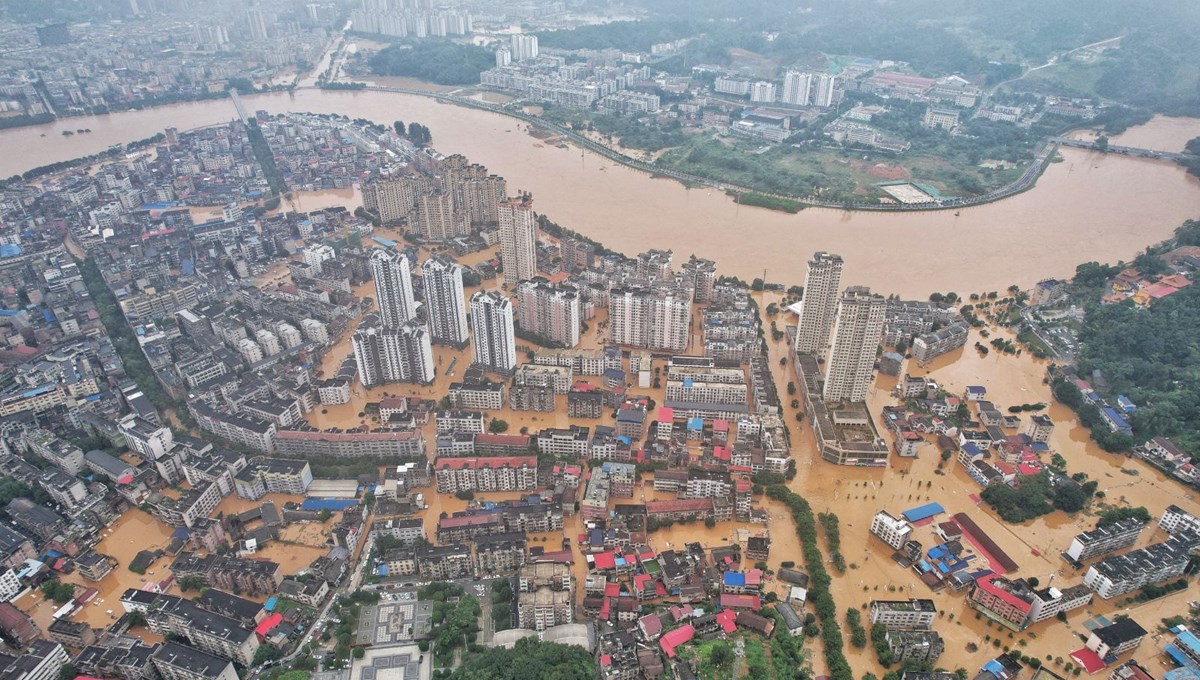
[[4, 90, 1200, 296]]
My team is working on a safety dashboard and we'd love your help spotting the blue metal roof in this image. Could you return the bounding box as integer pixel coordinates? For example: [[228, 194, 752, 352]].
[[902, 502, 945, 522]]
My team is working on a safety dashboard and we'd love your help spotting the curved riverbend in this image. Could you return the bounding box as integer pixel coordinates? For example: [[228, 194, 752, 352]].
[[3, 89, 1199, 296]]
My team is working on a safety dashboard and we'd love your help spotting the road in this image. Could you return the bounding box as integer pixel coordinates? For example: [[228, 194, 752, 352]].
[[248, 524, 374, 679]]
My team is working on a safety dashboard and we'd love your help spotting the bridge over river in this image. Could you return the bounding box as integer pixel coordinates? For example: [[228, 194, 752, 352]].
[[1050, 136, 1198, 163]]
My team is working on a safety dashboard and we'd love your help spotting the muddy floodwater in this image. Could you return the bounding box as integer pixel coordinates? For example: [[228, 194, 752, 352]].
[[751, 291, 1200, 676], [4, 91, 1200, 296]]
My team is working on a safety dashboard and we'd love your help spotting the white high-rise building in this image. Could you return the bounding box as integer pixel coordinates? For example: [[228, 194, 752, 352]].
[[812, 73, 837, 108], [794, 252, 844, 355], [371, 248, 418, 328], [510, 33, 539, 61], [352, 322, 435, 386], [499, 195, 538, 283], [496, 47, 512, 67], [781, 71, 812, 106], [823, 286, 885, 403], [303, 244, 336, 268], [470, 291, 517, 374], [246, 8, 269, 40], [423, 255, 470, 348], [609, 284, 691, 352], [516, 277, 581, 348], [750, 81, 777, 104]]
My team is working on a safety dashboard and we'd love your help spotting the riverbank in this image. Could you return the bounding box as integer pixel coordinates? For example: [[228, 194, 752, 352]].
[[4, 89, 1200, 296]]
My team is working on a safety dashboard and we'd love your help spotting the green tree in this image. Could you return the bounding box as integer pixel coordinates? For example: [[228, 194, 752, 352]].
[[709, 641, 734, 669], [488, 419, 509, 433]]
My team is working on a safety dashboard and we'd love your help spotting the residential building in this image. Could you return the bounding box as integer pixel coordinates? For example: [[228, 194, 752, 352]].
[[781, 71, 812, 106], [470, 291, 517, 374], [423, 255, 470, 347], [869, 599, 937, 630], [370, 248, 417, 328], [150, 641, 239, 680], [1065, 519, 1145, 563], [887, 630, 945, 664], [1160, 505, 1200, 535], [794, 252, 843, 355], [499, 195, 538, 282], [434, 456, 538, 493], [1083, 531, 1200, 599], [967, 575, 1035, 631], [870, 510, 915, 550], [824, 286, 885, 403], [517, 562, 573, 631], [1086, 619, 1148, 658], [609, 284, 692, 352], [351, 321, 435, 386], [1024, 415, 1054, 444], [274, 429, 425, 458], [516, 277, 581, 347]]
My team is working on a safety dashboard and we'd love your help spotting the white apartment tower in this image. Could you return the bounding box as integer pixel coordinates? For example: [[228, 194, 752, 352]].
[[351, 322, 435, 386], [371, 248, 418, 328], [823, 286, 886, 403], [423, 255, 470, 348], [813, 73, 837, 108], [510, 33, 539, 61], [516, 277, 581, 348], [781, 71, 812, 106], [499, 195, 539, 283], [609, 284, 691, 352], [794, 251, 844, 355], [471, 291, 518, 374]]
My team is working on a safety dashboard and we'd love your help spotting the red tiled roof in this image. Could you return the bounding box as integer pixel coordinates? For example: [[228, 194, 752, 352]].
[[716, 609, 738, 633], [605, 583, 621, 597], [659, 625, 695, 658], [255, 612, 284, 639], [719, 594, 761, 611], [593, 552, 616, 570], [974, 575, 1031, 613]]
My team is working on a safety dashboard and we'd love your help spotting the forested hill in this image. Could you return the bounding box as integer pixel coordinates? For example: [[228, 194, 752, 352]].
[[539, 0, 1200, 116]]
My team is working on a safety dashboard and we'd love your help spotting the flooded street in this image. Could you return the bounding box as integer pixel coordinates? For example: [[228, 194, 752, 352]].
[[15, 509, 174, 630], [748, 291, 1200, 675], [4, 91, 1199, 296]]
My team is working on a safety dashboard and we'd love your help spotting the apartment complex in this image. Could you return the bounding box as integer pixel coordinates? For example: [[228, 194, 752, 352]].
[[517, 562, 574, 631], [1083, 531, 1200, 599], [1064, 518, 1145, 563], [499, 194, 538, 282], [609, 284, 692, 352], [794, 252, 843, 355], [423, 255, 470, 348], [516, 277, 581, 347], [370, 248, 417, 328], [869, 599, 937, 630], [823, 286, 885, 403], [434, 456, 538, 493], [351, 321, 435, 386], [470, 291, 518, 374]]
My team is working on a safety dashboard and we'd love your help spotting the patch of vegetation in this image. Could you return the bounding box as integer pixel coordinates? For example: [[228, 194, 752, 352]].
[[449, 637, 595, 680], [731, 191, 804, 213], [981, 472, 1096, 522], [1096, 506, 1152, 527], [768, 485, 852, 680], [368, 41, 494, 85]]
